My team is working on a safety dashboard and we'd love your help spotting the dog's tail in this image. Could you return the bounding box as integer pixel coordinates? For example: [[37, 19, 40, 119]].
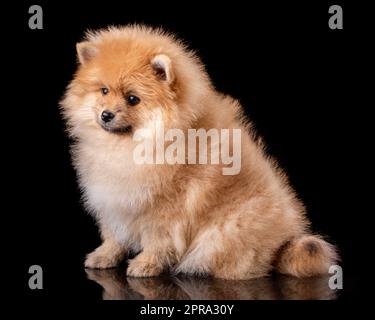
[[274, 235, 338, 277]]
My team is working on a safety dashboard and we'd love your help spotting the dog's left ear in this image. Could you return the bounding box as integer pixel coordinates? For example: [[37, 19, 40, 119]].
[[151, 54, 174, 83]]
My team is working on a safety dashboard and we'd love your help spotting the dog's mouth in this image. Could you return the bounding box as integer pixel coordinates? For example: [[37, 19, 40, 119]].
[[101, 124, 133, 135]]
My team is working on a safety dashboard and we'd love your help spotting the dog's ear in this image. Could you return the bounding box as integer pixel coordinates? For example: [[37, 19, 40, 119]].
[[76, 42, 98, 64], [151, 54, 174, 83]]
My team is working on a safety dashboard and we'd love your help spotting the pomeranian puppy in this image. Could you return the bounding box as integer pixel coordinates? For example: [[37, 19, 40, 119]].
[[60, 25, 338, 279]]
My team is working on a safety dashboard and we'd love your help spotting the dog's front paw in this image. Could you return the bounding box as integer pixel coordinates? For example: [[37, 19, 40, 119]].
[[126, 255, 163, 277], [85, 242, 123, 269], [85, 251, 118, 269]]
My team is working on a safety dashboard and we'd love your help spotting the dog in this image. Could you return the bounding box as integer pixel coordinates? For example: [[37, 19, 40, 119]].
[[60, 25, 338, 279]]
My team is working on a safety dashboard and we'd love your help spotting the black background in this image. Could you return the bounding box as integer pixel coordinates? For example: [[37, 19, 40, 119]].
[[6, 0, 370, 306]]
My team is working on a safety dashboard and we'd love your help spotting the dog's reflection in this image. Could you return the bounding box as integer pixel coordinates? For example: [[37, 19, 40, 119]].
[[86, 269, 337, 300]]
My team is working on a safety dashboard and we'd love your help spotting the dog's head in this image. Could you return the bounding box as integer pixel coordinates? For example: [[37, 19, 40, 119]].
[[60, 26, 210, 139]]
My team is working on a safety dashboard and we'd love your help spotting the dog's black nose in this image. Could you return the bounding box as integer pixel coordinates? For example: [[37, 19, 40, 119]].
[[101, 110, 115, 123]]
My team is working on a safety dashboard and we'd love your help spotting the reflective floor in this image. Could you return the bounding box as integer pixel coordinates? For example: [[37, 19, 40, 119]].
[[86, 269, 338, 300]]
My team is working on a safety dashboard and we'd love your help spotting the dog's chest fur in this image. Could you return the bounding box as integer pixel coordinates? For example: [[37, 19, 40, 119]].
[[74, 139, 156, 243]]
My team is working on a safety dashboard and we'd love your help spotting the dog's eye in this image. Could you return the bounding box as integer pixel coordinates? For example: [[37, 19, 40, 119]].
[[126, 95, 140, 106], [101, 87, 109, 95]]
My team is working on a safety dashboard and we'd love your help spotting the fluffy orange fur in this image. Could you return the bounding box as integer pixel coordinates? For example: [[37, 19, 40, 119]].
[[60, 25, 338, 280]]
